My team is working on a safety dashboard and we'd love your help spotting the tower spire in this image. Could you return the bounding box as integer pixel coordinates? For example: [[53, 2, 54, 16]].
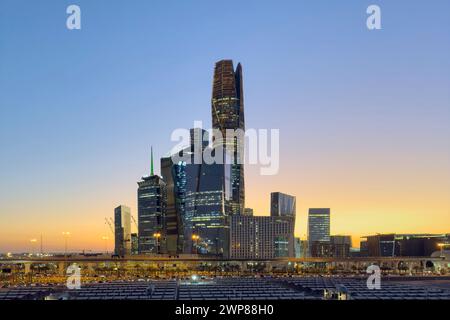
[[150, 146, 154, 176]]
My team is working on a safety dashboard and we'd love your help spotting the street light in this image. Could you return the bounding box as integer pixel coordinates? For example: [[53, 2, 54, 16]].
[[438, 243, 449, 258], [30, 239, 37, 256], [62, 232, 71, 258], [153, 232, 161, 254], [192, 234, 200, 254]]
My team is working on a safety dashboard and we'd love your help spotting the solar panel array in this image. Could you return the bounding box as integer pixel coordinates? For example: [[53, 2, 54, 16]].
[[67, 278, 315, 300], [70, 281, 177, 300], [0, 287, 51, 300], [178, 278, 314, 300], [280, 277, 450, 300], [1, 277, 450, 300]]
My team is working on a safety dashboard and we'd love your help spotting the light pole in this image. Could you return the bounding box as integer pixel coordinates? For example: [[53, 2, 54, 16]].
[[153, 232, 161, 254], [30, 239, 37, 256], [192, 234, 200, 254], [62, 232, 71, 258], [438, 243, 449, 258], [102, 236, 109, 254]]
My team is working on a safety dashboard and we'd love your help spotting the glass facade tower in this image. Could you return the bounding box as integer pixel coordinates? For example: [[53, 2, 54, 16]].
[[270, 192, 296, 218], [161, 128, 231, 257], [114, 205, 131, 257], [137, 154, 167, 255], [211, 60, 245, 216], [307, 208, 331, 257], [160, 156, 185, 254]]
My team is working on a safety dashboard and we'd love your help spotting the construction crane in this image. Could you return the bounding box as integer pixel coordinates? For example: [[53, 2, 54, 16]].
[[131, 215, 138, 229], [105, 217, 114, 235]]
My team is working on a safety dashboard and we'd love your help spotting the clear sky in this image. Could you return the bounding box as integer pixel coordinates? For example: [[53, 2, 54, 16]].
[[0, 0, 449, 252]]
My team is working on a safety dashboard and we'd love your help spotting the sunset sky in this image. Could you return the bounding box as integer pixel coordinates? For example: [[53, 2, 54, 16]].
[[0, 0, 449, 252]]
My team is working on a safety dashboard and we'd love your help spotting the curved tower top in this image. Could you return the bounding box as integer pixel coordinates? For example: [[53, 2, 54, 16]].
[[211, 59, 245, 215]]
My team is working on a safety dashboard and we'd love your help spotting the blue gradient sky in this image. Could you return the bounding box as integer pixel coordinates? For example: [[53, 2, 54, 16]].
[[1, 0, 449, 252]]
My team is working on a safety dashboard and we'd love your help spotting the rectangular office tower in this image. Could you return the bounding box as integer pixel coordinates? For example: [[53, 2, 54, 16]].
[[114, 205, 131, 256], [161, 156, 185, 255], [137, 161, 167, 254], [186, 161, 230, 257], [271, 192, 296, 218], [211, 60, 245, 215], [230, 215, 295, 259], [308, 208, 331, 257]]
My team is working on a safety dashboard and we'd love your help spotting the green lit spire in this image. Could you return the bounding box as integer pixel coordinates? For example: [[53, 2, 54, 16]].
[[150, 146, 154, 176]]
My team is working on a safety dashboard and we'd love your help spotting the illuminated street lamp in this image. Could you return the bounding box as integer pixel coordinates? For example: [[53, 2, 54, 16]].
[[153, 232, 161, 254], [438, 243, 449, 258], [192, 234, 200, 254], [62, 232, 71, 258]]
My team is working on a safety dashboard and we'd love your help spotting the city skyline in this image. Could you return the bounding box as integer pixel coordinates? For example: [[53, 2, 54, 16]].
[[1, 0, 450, 253]]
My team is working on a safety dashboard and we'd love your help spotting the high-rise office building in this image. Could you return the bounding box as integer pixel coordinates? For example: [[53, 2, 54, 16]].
[[114, 205, 131, 256], [211, 60, 245, 215], [230, 215, 295, 259], [185, 159, 230, 257], [161, 128, 231, 257], [270, 192, 296, 218], [308, 208, 331, 257], [161, 156, 186, 255], [137, 149, 167, 255], [364, 234, 396, 257]]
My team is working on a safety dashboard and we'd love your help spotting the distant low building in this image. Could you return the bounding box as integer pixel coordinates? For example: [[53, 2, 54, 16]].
[[361, 234, 450, 257], [230, 215, 295, 259], [310, 241, 333, 258], [359, 240, 368, 257], [349, 247, 361, 258], [330, 235, 352, 258], [395, 234, 449, 257]]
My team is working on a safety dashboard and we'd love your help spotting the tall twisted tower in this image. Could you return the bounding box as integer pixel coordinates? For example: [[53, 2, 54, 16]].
[[211, 60, 245, 215]]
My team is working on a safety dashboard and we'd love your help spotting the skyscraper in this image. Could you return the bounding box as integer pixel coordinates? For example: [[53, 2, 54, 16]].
[[211, 60, 245, 215], [137, 149, 167, 254], [186, 160, 230, 257], [161, 128, 231, 257], [160, 128, 207, 255], [308, 208, 331, 257], [270, 192, 296, 218], [161, 156, 185, 255], [114, 205, 131, 256]]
